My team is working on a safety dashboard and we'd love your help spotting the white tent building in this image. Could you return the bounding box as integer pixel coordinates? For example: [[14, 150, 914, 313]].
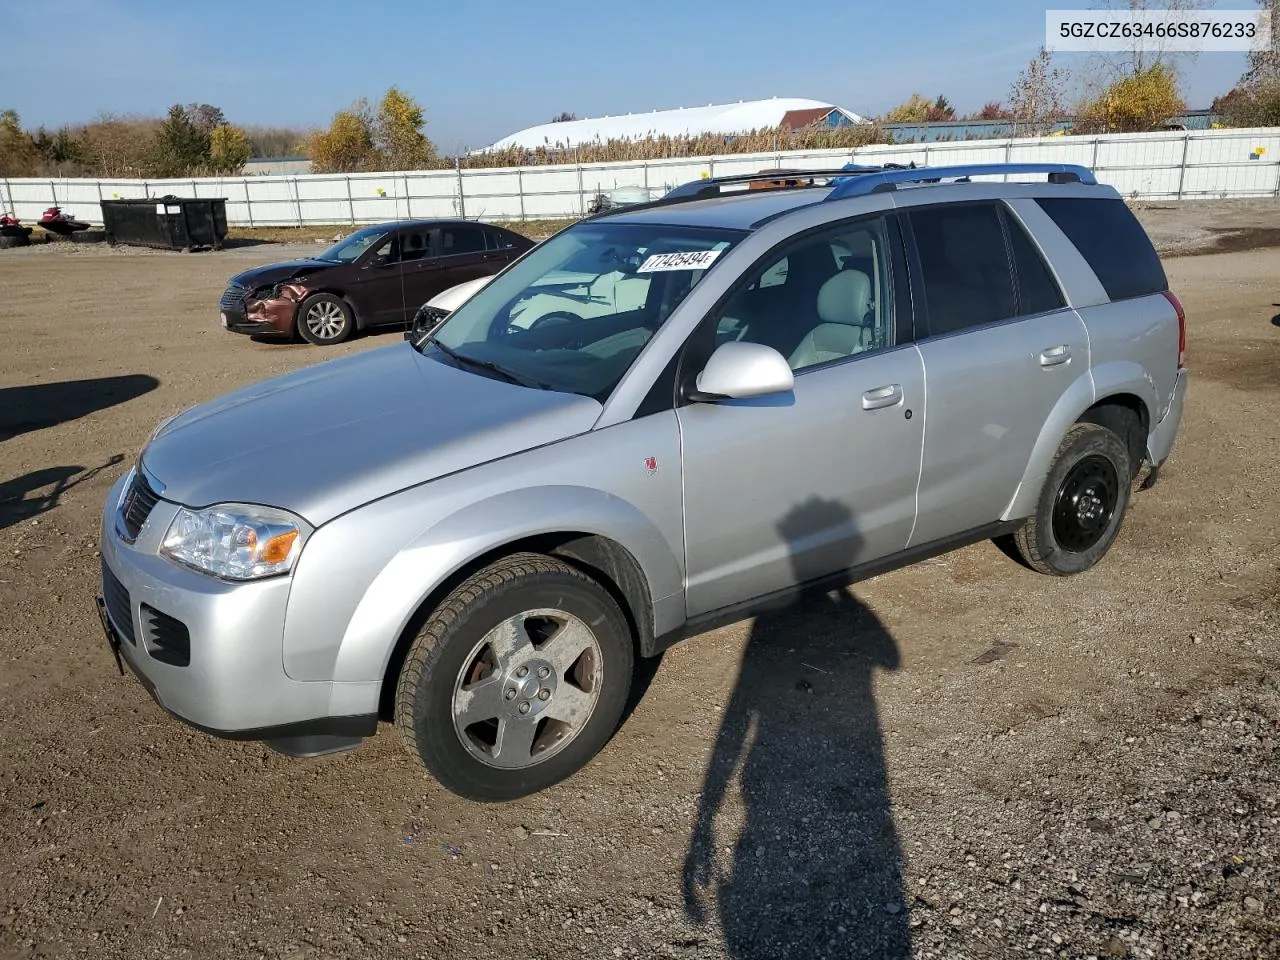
[[478, 97, 867, 153]]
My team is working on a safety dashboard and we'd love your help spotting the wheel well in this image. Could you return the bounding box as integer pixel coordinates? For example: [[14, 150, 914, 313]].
[[376, 533, 652, 721], [1078, 394, 1149, 478]]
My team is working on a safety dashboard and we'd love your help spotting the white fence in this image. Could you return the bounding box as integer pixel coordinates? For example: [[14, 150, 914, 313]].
[[2, 127, 1278, 228]]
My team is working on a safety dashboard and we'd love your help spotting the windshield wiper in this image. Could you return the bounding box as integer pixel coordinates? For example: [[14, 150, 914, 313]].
[[426, 338, 550, 390]]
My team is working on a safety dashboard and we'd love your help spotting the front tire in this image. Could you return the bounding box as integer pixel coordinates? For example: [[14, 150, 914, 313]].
[[297, 293, 354, 345], [1011, 422, 1133, 576], [394, 553, 634, 801]]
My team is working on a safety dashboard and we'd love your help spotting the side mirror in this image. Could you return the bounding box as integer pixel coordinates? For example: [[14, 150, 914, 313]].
[[689, 341, 794, 402]]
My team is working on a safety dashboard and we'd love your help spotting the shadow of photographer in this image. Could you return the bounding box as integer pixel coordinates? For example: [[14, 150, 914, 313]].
[[683, 495, 910, 958]]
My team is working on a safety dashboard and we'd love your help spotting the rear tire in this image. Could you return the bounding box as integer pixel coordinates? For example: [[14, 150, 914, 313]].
[[394, 553, 634, 802], [297, 293, 354, 345], [0, 234, 29, 249], [1011, 422, 1132, 576], [71, 230, 106, 244]]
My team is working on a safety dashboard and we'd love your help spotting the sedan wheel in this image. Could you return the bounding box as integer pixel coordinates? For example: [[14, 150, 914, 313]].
[[297, 293, 354, 345]]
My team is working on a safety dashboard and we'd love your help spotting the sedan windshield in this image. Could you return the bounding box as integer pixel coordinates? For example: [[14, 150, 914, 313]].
[[419, 221, 745, 400], [317, 225, 389, 263]]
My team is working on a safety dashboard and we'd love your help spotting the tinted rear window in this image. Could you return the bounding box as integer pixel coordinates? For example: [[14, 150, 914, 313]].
[[909, 203, 1017, 337], [1035, 197, 1166, 302]]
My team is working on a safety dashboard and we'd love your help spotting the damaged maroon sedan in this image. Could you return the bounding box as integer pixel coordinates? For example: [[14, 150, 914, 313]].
[[218, 219, 534, 345]]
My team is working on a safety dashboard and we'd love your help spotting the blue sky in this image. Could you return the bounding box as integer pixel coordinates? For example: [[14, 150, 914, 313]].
[[2, 0, 1251, 153]]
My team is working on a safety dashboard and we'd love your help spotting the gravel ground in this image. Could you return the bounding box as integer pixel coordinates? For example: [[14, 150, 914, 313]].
[[0, 199, 1278, 960]]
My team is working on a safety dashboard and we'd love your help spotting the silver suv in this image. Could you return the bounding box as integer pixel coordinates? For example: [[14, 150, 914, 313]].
[[97, 163, 1188, 801]]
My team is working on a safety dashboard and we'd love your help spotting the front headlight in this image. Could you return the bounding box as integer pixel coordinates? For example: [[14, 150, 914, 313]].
[[250, 283, 284, 301], [160, 503, 312, 581]]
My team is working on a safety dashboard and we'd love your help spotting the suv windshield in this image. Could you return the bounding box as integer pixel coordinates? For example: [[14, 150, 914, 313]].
[[317, 226, 390, 263], [420, 221, 744, 400]]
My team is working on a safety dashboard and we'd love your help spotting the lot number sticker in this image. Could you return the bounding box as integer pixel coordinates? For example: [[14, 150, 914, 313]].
[[637, 249, 723, 272]]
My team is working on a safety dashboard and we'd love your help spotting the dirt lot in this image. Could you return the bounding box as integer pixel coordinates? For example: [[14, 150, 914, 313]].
[[1, 201, 1278, 960]]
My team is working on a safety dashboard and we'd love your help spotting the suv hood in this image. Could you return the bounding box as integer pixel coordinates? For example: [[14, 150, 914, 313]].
[[141, 344, 603, 525], [230, 259, 335, 290]]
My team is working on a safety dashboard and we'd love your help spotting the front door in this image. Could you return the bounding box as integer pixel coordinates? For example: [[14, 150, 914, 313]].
[[677, 214, 925, 618], [346, 231, 407, 326]]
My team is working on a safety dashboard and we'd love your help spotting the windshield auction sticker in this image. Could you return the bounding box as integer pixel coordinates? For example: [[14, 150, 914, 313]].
[[637, 249, 723, 272]]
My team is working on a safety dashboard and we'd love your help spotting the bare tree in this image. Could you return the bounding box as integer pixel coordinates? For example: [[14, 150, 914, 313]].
[[1009, 47, 1070, 133], [1086, 0, 1216, 80], [1242, 0, 1279, 87]]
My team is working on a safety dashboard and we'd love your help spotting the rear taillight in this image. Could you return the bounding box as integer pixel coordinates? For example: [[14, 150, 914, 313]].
[[1162, 289, 1186, 369]]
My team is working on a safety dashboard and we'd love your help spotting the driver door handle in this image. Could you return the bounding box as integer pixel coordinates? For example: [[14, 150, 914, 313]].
[[861, 383, 903, 410]]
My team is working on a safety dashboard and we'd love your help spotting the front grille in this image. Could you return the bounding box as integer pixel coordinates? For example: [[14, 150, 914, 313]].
[[121, 470, 159, 541], [219, 283, 247, 310], [141, 604, 191, 667], [101, 561, 136, 646]]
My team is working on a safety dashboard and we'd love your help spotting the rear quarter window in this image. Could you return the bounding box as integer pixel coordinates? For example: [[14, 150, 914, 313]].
[[1035, 197, 1167, 302]]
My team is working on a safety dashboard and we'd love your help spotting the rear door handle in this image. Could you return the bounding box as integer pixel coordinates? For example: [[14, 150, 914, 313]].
[[1039, 344, 1071, 367], [861, 383, 903, 410]]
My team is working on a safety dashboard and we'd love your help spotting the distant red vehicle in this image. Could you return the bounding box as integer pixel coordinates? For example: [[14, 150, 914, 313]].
[[218, 219, 535, 346]]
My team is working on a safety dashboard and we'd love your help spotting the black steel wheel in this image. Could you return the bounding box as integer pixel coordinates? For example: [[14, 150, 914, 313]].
[[1051, 455, 1120, 553], [1009, 422, 1133, 576]]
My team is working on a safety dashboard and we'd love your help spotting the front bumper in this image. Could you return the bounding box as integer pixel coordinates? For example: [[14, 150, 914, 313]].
[[96, 472, 376, 751], [219, 296, 298, 337]]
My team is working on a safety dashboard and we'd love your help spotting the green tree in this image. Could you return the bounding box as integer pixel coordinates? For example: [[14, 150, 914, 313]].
[[151, 104, 211, 177], [925, 95, 956, 122], [209, 124, 253, 174], [374, 86, 435, 169], [0, 109, 39, 176], [310, 103, 377, 173]]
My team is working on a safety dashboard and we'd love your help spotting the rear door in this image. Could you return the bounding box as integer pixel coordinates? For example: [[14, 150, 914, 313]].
[[415, 224, 494, 303], [904, 199, 1090, 546]]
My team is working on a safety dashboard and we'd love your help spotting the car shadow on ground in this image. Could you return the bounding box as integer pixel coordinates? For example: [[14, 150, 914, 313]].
[[0, 375, 159, 443], [682, 497, 911, 959], [0, 456, 125, 532]]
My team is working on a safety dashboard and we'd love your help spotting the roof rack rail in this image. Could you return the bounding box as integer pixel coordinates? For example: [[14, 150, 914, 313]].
[[659, 167, 889, 202], [581, 165, 899, 221], [825, 163, 1097, 201]]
